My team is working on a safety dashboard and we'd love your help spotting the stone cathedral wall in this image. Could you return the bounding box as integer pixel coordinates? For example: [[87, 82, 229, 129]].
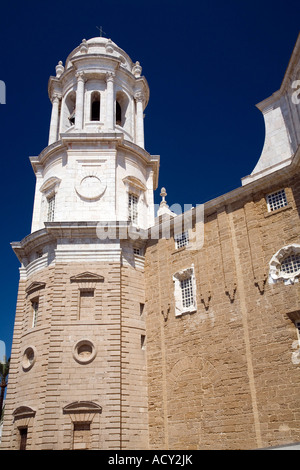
[[1, 259, 148, 450], [144, 172, 300, 450]]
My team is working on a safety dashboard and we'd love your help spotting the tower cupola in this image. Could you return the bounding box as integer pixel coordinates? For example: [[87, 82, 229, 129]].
[[48, 37, 149, 148]]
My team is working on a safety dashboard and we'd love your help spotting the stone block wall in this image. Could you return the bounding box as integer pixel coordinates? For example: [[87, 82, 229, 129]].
[[144, 173, 300, 450], [1, 258, 148, 450]]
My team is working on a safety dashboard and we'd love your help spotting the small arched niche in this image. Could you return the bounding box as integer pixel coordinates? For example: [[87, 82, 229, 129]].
[[90, 91, 101, 121]]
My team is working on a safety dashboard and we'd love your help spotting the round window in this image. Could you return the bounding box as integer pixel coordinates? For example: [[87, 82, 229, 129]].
[[269, 244, 300, 285], [73, 340, 96, 365], [22, 346, 36, 371]]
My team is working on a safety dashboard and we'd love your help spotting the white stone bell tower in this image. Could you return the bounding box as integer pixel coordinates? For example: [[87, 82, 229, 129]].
[[31, 36, 159, 233], [1, 37, 159, 450]]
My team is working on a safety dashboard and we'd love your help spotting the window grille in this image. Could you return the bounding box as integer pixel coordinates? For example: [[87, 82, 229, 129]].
[[267, 189, 288, 212], [133, 247, 140, 255], [175, 231, 189, 249], [47, 195, 55, 222], [281, 253, 300, 274], [128, 193, 138, 224], [180, 277, 194, 308]]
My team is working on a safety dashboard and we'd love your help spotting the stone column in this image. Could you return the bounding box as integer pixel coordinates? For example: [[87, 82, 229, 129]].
[[75, 71, 85, 130], [135, 92, 145, 148], [106, 72, 115, 130], [48, 94, 61, 145]]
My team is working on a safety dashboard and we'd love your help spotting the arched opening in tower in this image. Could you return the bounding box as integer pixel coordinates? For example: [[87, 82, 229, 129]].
[[91, 91, 100, 121], [116, 101, 122, 125]]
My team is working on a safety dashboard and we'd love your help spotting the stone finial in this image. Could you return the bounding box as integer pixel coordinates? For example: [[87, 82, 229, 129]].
[[105, 39, 114, 54], [55, 61, 64, 78], [160, 187, 167, 207], [157, 187, 176, 218], [80, 39, 88, 53], [132, 61, 142, 77]]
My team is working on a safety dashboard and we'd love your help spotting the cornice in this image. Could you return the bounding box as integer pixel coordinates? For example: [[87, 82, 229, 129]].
[[151, 145, 300, 235], [30, 134, 160, 187], [11, 228, 53, 263], [30, 140, 66, 173], [204, 144, 300, 215]]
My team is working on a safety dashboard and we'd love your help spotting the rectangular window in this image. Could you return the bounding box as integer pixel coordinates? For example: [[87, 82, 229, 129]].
[[79, 289, 95, 320], [19, 427, 28, 450], [175, 231, 189, 249], [266, 189, 288, 212], [140, 303, 145, 315], [133, 247, 140, 255], [180, 277, 194, 308], [31, 299, 39, 328], [128, 193, 138, 224], [47, 194, 56, 222], [141, 334, 146, 350], [73, 422, 91, 450], [173, 267, 197, 316]]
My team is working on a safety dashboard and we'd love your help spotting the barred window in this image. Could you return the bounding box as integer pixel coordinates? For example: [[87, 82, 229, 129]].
[[180, 277, 194, 308], [175, 231, 189, 249], [173, 266, 197, 316], [128, 193, 138, 224], [281, 253, 300, 274], [266, 189, 288, 212], [47, 194, 55, 222]]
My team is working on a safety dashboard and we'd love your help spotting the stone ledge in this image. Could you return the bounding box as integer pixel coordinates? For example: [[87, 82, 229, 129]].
[[264, 203, 293, 218]]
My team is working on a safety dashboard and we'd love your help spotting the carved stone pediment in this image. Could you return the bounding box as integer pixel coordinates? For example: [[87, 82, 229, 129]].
[[70, 272, 104, 283], [63, 401, 102, 424], [39, 176, 61, 194], [13, 406, 36, 420], [25, 281, 46, 295], [63, 401, 102, 413], [122, 175, 147, 192], [70, 272, 104, 290]]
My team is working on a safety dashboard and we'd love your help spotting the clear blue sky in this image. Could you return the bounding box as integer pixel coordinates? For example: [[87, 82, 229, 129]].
[[0, 0, 299, 356]]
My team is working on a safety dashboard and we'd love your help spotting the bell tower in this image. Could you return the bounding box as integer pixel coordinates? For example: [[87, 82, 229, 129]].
[[1, 37, 159, 450], [31, 36, 159, 233]]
